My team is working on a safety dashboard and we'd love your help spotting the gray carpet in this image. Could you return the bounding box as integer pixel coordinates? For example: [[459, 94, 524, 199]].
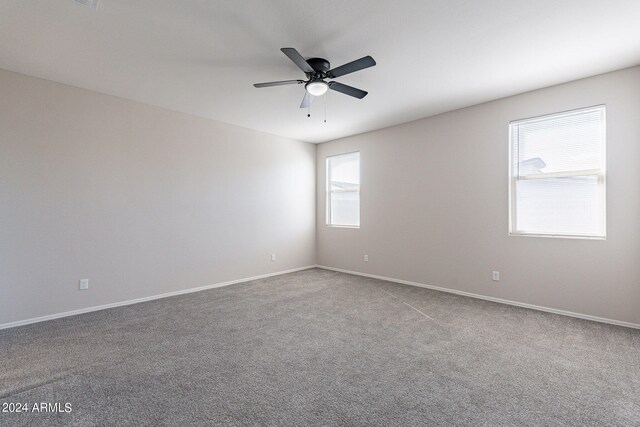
[[1, 268, 639, 426]]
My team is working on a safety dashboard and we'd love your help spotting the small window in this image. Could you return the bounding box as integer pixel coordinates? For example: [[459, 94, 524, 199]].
[[326, 152, 360, 227], [509, 106, 606, 239]]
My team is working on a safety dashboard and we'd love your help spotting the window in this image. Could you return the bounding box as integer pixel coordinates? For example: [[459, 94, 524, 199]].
[[509, 106, 606, 239], [326, 152, 360, 227]]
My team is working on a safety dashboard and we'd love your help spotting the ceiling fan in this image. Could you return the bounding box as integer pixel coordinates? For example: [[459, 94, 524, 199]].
[[253, 48, 376, 108]]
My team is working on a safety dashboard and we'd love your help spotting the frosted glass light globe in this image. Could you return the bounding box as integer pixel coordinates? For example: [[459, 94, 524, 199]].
[[306, 81, 328, 96]]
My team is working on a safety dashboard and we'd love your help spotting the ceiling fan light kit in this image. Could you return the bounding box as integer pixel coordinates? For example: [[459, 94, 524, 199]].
[[306, 81, 328, 96], [253, 47, 376, 115]]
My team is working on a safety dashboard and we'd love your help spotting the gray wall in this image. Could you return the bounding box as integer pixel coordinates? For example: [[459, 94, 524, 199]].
[[0, 69, 316, 325], [3, 65, 639, 328], [316, 66, 640, 325]]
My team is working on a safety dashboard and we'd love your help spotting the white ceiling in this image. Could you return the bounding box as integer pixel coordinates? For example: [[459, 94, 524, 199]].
[[1, 0, 639, 143]]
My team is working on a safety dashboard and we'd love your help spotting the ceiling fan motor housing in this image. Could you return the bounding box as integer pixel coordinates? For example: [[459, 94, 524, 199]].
[[306, 58, 331, 76]]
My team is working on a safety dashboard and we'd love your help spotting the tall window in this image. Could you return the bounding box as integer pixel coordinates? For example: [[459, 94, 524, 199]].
[[326, 152, 360, 227], [509, 106, 606, 239]]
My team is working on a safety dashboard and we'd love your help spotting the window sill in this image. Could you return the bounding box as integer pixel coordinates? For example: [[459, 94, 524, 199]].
[[326, 224, 360, 229], [509, 232, 605, 240]]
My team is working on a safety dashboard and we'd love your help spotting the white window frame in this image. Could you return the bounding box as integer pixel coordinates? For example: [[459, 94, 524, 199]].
[[326, 151, 360, 228], [508, 105, 606, 240]]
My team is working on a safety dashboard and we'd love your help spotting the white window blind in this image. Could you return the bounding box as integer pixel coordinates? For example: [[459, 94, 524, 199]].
[[509, 106, 606, 238], [326, 152, 360, 227]]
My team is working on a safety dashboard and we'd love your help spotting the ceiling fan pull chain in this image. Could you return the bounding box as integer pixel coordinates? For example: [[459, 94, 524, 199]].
[[324, 92, 327, 123], [308, 101, 311, 118]]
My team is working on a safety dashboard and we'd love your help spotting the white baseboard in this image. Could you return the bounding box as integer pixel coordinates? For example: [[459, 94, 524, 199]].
[[0, 265, 317, 331], [5, 265, 638, 331], [317, 265, 640, 330]]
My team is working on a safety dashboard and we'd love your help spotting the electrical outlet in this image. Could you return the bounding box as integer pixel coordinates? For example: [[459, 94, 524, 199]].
[[492, 271, 500, 281], [364, 254, 369, 262], [271, 254, 276, 262], [79, 279, 89, 290]]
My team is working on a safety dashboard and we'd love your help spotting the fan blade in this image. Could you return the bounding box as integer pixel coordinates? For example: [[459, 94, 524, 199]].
[[300, 91, 314, 108], [328, 81, 368, 99], [253, 80, 304, 88], [328, 56, 376, 78], [281, 48, 315, 74]]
